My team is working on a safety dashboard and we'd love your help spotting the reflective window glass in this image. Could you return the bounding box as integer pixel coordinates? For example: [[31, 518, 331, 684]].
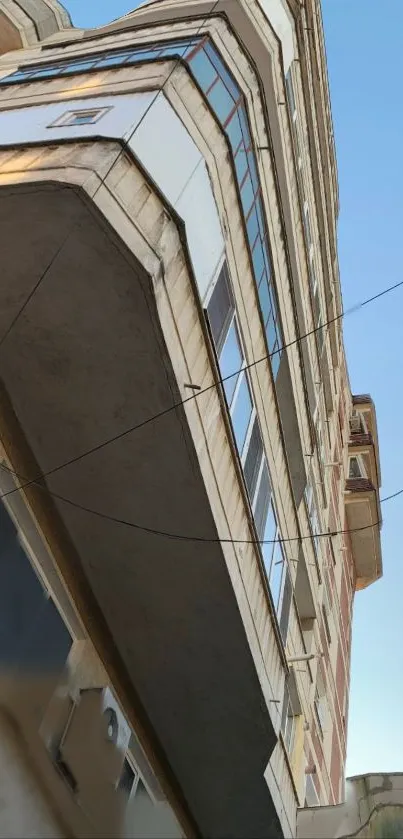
[[252, 239, 265, 282], [254, 462, 271, 539], [258, 278, 271, 326], [247, 204, 260, 247], [219, 320, 243, 406], [204, 41, 240, 100], [226, 109, 243, 154], [234, 144, 248, 183], [208, 78, 235, 123], [270, 542, 285, 611], [189, 48, 217, 93], [266, 312, 277, 352], [62, 61, 99, 74], [231, 374, 253, 454], [240, 172, 254, 215], [262, 502, 276, 572]]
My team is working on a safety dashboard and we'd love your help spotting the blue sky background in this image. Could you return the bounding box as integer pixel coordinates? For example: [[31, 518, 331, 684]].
[[64, 0, 402, 775]]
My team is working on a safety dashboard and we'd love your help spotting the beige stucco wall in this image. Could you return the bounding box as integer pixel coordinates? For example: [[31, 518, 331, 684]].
[[0, 710, 64, 838]]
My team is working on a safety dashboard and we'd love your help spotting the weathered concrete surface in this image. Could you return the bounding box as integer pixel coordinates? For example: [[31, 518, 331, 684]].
[[298, 774, 403, 838], [0, 181, 281, 839]]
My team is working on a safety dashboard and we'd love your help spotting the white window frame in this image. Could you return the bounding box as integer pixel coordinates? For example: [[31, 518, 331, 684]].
[[47, 106, 112, 128], [281, 685, 297, 755], [305, 772, 320, 807], [117, 753, 140, 801], [348, 454, 367, 479], [219, 312, 254, 459]]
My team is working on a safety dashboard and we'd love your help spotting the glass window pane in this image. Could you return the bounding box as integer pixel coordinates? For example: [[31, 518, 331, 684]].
[[158, 44, 189, 57], [244, 417, 263, 502], [62, 61, 98, 74], [254, 197, 265, 239], [262, 241, 272, 280], [204, 42, 240, 100], [208, 78, 235, 123], [95, 52, 131, 67], [226, 109, 243, 154], [254, 462, 271, 539], [231, 374, 252, 454], [247, 153, 259, 194], [5, 70, 34, 81], [258, 278, 271, 326], [247, 205, 259, 247], [219, 321, 243, 405], [127, 49, 161, 61], [279, 569, 292, 643], [234, 144, 248, 184], [266, 312, 277, 352], [262, 502, 276, 576], [32, 68, 61, 78], [252, 238, 265, 282], [270, 542, 285, 611], [207, 262, 235, 355], [240, 172, 254, 215], [189, 48, 217, 93], [238, 106, 251, 149]]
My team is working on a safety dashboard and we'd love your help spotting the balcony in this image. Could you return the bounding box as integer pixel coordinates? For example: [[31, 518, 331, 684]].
[[344, 396, 382, 590], [0, 144, 284, 838]]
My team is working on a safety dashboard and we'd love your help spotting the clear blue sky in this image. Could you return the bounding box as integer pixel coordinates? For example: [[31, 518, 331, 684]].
[[64, 0, 402, 776]]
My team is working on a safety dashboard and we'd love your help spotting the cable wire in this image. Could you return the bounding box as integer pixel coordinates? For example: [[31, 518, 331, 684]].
[[0, 456, 398, 547], [1, 275, 402, 504]]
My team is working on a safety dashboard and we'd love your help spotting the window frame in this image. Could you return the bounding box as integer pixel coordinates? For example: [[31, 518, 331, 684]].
[[281, 684, 297, 755], [348, 454, 367, 479], [47, 106, 112, 128]]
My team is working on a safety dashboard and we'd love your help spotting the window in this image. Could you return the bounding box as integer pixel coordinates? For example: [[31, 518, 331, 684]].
[[208, 272, 253, 458], [219, 320, 243, 406], [243, 417, 263, 502], [231, 374, 253, 454], [305, 483, 320, 555], [322, 600, 331, 646], [118, 757, 138, 799], [2, 37, 285, 383], [253, 462, 271, 539], [281, 685, 296, 755], [48, 107, 111, 128], [261, 502, 292, 643], [206, 262, 235, 356], [314, 671, 327, 737], [207, 262, 291, 644], [0, 500, 72, 672], [348, 455, 366, 479]]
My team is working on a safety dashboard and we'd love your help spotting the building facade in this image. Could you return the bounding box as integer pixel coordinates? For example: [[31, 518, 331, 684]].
[[0, 1, 383, 837], [298, 773, 403, 838]]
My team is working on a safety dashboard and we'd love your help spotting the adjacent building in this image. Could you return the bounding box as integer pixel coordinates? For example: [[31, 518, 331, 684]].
[[0, 0, 384, 836]]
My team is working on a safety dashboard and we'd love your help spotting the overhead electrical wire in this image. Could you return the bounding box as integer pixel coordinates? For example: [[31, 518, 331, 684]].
[[0, 446, 401, 548], [0, 15, 400, 548], [0, 275, 402, 507]]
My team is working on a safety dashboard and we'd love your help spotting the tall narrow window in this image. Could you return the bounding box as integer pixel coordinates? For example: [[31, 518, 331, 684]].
[[281, 684, 297, 754], [348, 456, 366, 479], [206, 263, 235, 356], [243, 417, 263, 502]]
